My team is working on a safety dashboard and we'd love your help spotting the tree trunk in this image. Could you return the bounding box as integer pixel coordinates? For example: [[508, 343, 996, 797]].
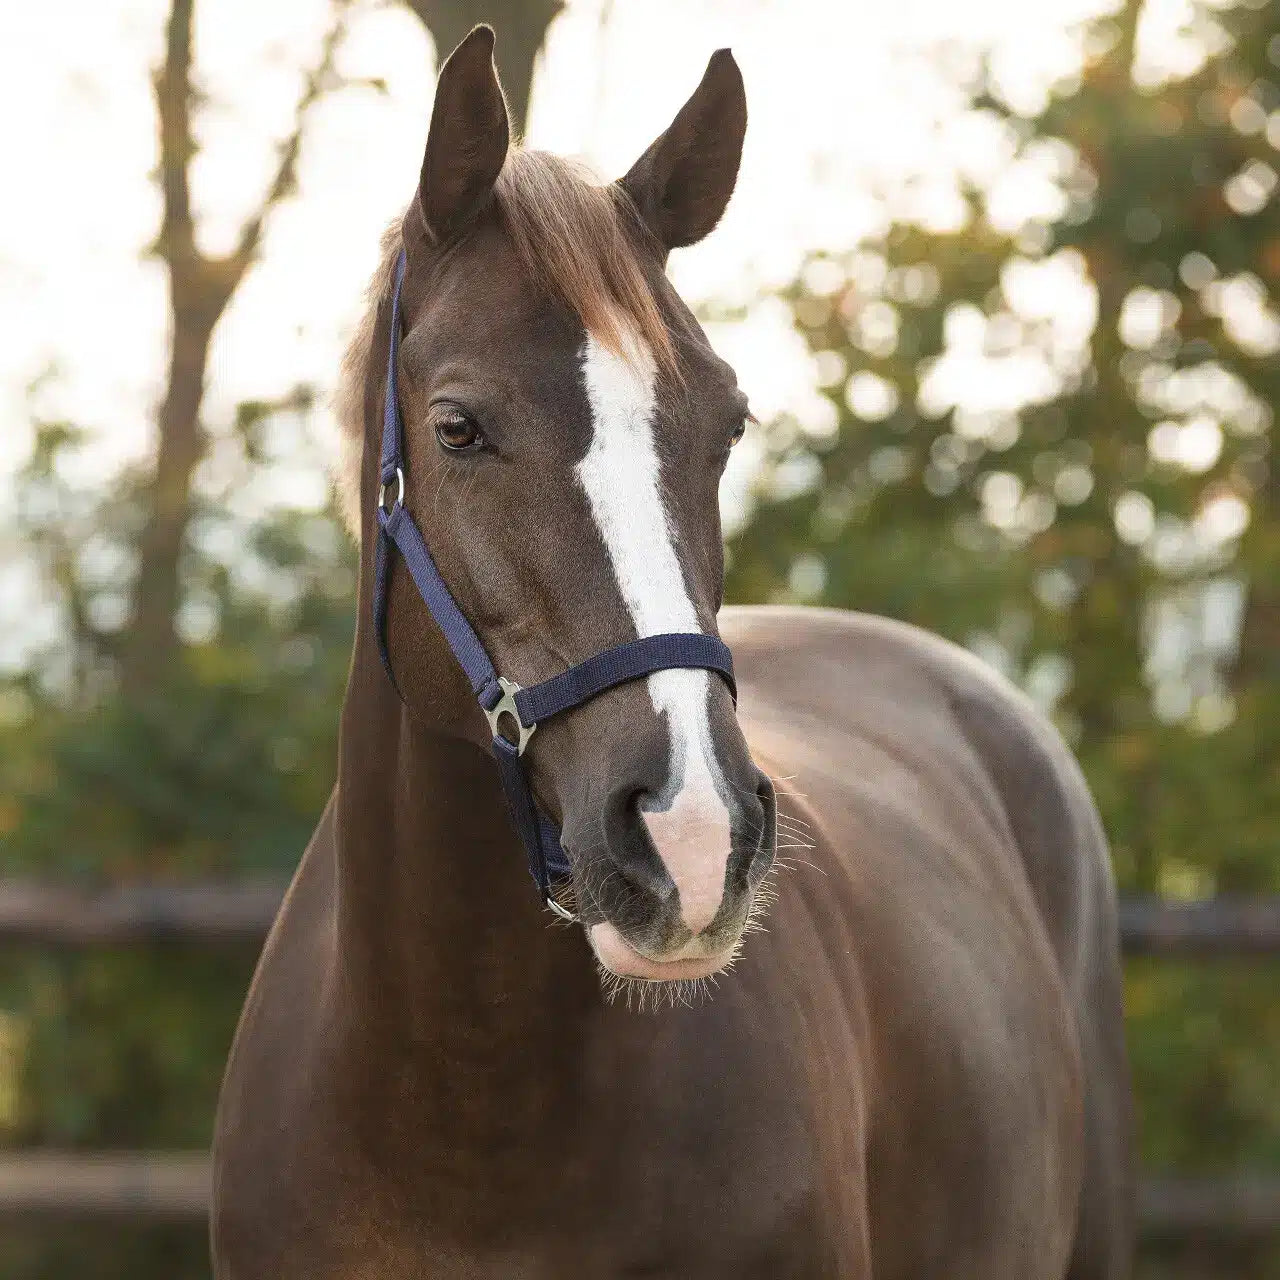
[[120, 0, 351, 695], [124, 303, 216, 691], [403, 0, 563, 134], [1232, 456, 1280, 693], [121, 0, 204, 696]]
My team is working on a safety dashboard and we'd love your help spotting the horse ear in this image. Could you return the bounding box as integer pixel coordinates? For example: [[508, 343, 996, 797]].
[[618, 49, 746, 253], [417, 25, 510, 243]]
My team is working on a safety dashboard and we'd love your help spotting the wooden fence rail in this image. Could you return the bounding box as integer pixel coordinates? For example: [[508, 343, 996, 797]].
[[0, 1154, 1277, 1237], [0, 1152, 1274, 1239], [1118, 898, 1280, 957], [0, 1153, 210, 1221], [0, 880, 287, 946], [1, 881, 1278, 1235], [1, 879, 1280, 953]]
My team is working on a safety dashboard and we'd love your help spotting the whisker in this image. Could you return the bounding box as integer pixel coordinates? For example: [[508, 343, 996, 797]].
[[773, 855, 825, 875], [430, 456, 450, 511], [597, 965, 727, 1013], [776, 821, 814, 839], [775, 806, 812, 822], [593, 923, 753, 1013], [775, 814, 813, 832]]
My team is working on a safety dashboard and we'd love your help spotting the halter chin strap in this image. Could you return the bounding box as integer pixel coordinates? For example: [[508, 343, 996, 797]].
[[372, 251, 736, 919]]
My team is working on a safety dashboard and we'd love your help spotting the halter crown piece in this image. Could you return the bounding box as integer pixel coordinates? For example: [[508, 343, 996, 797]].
[[373, 251, 736, 921]]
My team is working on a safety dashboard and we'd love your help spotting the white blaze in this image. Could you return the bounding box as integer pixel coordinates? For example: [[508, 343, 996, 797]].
[[577, 332, 733, 936]]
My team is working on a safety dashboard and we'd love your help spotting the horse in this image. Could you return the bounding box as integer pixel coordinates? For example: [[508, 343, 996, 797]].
[[211, 27, 1133, 1279]]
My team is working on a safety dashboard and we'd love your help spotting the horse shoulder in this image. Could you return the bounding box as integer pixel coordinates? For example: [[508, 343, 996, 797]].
[[722, 605, 1111, 1276], [721, 602, 1117, 989]]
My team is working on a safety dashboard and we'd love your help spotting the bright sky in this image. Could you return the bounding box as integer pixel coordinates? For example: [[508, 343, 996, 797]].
[[3, 0, 1225, 668]]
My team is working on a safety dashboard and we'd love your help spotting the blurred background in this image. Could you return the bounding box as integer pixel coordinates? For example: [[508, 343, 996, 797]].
[[0, 0, 1277, 1275]]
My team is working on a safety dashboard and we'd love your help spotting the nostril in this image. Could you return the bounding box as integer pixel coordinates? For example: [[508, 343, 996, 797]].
[[598, 790, 677, 907], [756, 777, 773, 817], [748, 771, 774, 827], [746, 772, 777, 875], [609, 782, 655, 827]]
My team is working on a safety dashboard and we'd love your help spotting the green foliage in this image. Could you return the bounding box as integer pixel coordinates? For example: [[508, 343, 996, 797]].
[[0, 947, 252, 1149], [1128, 961, 1280, 1172], [1, 422, 355, 882], [0, 420, 356, 1276], [0, 1222, 209, 1280]]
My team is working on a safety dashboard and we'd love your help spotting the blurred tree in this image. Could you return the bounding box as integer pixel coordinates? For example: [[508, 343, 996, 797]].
[[125, 0, 355, 695], [0, 414, 355, 1277], [1017, 0, 1280, 894], [729, 0, 1278, 890]]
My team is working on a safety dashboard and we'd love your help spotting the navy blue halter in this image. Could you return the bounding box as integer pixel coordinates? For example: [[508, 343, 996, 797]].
[[373, 251, 736, 917]]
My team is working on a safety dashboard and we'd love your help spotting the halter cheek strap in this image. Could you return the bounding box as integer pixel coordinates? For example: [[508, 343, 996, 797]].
[[373, 251, 736, 919]]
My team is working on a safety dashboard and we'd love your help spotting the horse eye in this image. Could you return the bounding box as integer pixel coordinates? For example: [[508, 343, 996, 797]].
[[729, 410, 755, 448], [433, 409, 483, 453]]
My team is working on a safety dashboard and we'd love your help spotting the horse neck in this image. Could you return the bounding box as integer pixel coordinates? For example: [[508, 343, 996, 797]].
[[330, 503, 598, 1053], [328, 627, 604, 1223]]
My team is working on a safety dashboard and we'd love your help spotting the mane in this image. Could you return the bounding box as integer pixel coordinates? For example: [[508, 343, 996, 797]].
[[331, 150, 673, 536]]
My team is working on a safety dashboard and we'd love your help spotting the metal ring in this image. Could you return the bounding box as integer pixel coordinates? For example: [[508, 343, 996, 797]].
[[545, 896, 577, 922], [377, 467, 405, 511], [484, 676, 536, 755]]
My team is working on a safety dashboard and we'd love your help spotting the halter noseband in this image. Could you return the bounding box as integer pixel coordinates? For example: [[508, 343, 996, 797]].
[[372, 251, 736, 920]]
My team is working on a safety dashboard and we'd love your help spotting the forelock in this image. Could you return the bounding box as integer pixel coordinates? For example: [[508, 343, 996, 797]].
[[330, 150, 676, 538], [493, 150, 674, 376]]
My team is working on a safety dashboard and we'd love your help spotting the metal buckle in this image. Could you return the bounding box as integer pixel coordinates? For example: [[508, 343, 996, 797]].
[[485, 676, 536, 755], [377, 467, 405, 511]]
